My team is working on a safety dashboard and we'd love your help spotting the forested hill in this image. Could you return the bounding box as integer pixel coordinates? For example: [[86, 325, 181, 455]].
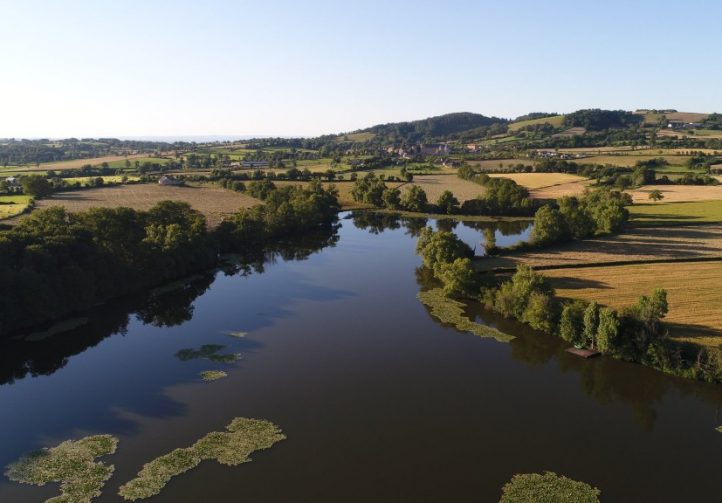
[[353, 112, 508, 143]]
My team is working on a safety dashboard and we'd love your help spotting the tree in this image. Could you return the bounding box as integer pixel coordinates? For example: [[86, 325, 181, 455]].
[[521, 291, 555, 332], [531, 205, 570, 246], [582, 301, 600, 348], [596, 308, 620, 354], [648, 189, 664, 202], [415, 227, 473, 270], [401, 185, 428, 212], [558, 196, 595, 239], [20, 175, 52, 198], [559, 300, 586, 346], [436, 190, 459, 214], [435, 258, 477, 297], [381, 187, 401, 209]]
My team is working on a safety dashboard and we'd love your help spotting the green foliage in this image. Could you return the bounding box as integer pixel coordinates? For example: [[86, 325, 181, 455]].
[[247, 178, 276, 200], [596, 307, 620, 354], [648, 189, 664, 202], [579, 188, 630, 234], [351, 173, 387, 206], [401, 185, 428, 212], [381, 187, 401, 209], [559, 300, 587, 346], [20, 175, 53, 198], [415, 227, 474, 270], [436, 190, 459, 214], [563, 108, 642, 130], [434, 257, 477, 297], [499, 471, 601, 503], [531, 205, 570, 246], [582, 301, 600, 348], [521, 291, 556, 332], [118, 418, 285, 501], [558, 196, 595, 239], [200, 370, 228, 381], [488, 264, 554, 324], [5, 435, 118, 503]]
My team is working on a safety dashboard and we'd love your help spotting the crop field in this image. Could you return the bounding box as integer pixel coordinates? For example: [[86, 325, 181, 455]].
[[61, 175, 141, 185], [544, 261, 722, 347], [33, 154, 154, 171], [629, 185, 722, 204], [579, 154, 693, 167], [487, 172, 587, 190], [629, 200, 722, 225], [508, 115, 565, 132], [16, 184, 259, 227], [665, 112, 710, 123], [405, 174, 486, 202], [335, 131, 376, 142], [529, 179, 592, 199], [0, 194, 33, 219], [479, 225, 722, 270]]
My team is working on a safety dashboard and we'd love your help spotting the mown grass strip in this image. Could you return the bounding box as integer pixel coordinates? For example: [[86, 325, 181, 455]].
[[5, 435, 118, 503], [417, 288, 514, 343], [118, 417, 285, 501]]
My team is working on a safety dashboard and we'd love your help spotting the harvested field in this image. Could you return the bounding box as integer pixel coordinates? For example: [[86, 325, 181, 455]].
[[665, 112, 709, 123], [544, 261, 722, 347], [529, 179, 591, 199], [579, 154, 692, 167], [487, 173, 587, 190], [14, 184, 259, 227], [629, 185, 722, 203], [405, 174, 486, 202], [8, 154, 153, 173], [630, 200, 722, 225], [479, 225, 722, 270]]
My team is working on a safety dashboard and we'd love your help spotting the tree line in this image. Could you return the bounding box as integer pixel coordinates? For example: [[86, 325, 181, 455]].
[[416, 229, 722, 384], [0, 182, 340, 336]]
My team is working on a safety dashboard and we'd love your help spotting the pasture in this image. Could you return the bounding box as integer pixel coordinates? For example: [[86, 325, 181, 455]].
[[487, 172, 586, 190], [0, 194, 33, 219], [480, 225, 722, 270], [467, 159, 533, 170], [17, 184, 259, 227], [406, 174, 486, 202], [629, 185, 722, 204], [508, 115, 565, 132], [545, 261, 722, 347], [629, 200, 722, 225], [578, 154, 693, 168], [61, 175, 141, 185]]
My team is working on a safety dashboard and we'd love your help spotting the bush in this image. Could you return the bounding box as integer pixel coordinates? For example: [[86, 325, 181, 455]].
[[401, 185, 428, 212], [531, 205, 570, 246]]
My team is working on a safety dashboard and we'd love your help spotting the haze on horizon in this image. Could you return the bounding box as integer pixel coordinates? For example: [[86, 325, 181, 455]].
[[2, 0, 721, 139]]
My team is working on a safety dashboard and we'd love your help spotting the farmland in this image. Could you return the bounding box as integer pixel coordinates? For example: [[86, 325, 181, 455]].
[[629, 200, 722, 225], [545, 261, 722, 347], [487, 172, 586, 190], [406, 174, 486, 202], [629, 185, 722, 204], [0, 194, 32, 219], [3, 154, 159, 173], [508, 115, 565, 132], [529, 179, 591, 199], [15, 184, 259, 227], [479, 225, 722, 270], [577, 154, 693, 168]]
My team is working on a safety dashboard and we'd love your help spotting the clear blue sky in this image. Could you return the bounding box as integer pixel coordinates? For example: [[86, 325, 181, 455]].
[[2, 0, 721, 138]]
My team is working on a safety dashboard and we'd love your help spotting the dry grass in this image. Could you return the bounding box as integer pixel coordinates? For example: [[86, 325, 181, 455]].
[[579, 154, 692, 167], [9, 154, 152, 172], [487, 173, 587, 190], [480, 225, 722, 270], [405, 174, 486, 202], [18, 184, 259, 227], [629, 185, 722, 203], [508, 115, 565, 132], [529, 179, 592, 199], [544, 261, 722, 347], [665, 112, 709, 123]]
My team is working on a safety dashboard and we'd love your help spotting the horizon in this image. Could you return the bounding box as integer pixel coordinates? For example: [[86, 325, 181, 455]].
[[3, 0, 722, 138]]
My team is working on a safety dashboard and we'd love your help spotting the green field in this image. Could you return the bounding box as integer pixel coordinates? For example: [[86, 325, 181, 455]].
[[61, 175, 141, 185], [508, 115, 565, 132], [629, 200, 722, 226], [0, 194, 33, 219], [105, 157, 172, 169]]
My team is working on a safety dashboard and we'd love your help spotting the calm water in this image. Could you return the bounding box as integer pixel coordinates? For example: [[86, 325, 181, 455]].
[[0, 213, 720, 502]]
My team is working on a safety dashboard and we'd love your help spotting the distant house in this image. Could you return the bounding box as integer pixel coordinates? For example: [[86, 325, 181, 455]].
[[4, 177, 22, 193], [241, 160, 270, 168], [158, 175, 183, 186]]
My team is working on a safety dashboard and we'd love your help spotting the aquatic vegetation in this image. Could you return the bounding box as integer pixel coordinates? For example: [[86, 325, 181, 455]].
[[417, 288, 514, 343], [175, 344, 242, 363], [717, 425, 722, 433], [5, 434, 118, 503], [200, 370, 228, 381], [118, 417, 285, 501], [499, 471, 601, 503], [225, 331, 247, 338]]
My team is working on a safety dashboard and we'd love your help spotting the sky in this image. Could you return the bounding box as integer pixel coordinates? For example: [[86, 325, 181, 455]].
[[2, 0, 722, 138]]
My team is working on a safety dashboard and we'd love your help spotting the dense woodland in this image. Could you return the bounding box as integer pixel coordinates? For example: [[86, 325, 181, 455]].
[[0, 182, 339, 335]]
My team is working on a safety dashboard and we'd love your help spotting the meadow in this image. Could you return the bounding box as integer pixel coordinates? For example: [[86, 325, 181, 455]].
[[545, 261, 722, 347], [629, 200, 722, 225], [0, 194, 33, 219], [19, 184, 259, 227], [508, 115, 565, 132], [487, 172, 586, 189]]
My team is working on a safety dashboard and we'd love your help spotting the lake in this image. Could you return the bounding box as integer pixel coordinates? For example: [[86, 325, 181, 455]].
[[0, 212, 720, 502]]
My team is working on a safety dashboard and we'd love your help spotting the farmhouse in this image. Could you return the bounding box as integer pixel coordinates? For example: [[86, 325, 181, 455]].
[[158, 175, 183, 186], [4, 177, 22, 193]]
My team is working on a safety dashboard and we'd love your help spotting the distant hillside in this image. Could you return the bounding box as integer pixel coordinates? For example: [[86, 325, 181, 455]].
[[350, 112, 508, 143]]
